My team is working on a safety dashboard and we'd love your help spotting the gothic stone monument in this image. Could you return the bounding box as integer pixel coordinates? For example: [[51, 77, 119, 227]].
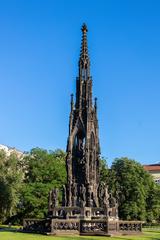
[[23, 24, 142, 236], [47, 23, 119, 235]]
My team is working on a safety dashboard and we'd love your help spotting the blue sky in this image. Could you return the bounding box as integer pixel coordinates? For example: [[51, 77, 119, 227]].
[[0, 0, 160, 166]]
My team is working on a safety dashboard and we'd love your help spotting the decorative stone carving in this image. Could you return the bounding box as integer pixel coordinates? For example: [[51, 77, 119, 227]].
[[80, 220, 107, 233], [54, 221, 79, 231]]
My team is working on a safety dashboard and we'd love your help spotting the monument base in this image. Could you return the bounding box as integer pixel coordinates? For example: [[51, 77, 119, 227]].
[[23, 206, 142, 236]]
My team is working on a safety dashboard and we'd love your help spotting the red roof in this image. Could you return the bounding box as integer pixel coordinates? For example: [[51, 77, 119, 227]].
[[144, 165, 160, 171]]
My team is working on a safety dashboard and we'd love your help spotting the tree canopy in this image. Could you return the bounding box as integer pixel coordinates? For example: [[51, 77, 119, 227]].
[[20, 148, 66, 219], [0, 150, 23, 222], [0, 148, 159, 224], [108, 157, 160, 221]]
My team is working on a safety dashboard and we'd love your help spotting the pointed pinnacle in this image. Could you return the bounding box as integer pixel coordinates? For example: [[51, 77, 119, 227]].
[[81, 23, 88, 33], [94, 97, 97, 110], [80, 23, 89, 59]]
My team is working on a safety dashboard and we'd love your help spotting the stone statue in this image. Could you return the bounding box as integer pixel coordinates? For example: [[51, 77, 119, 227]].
[[71, 183, 77, 206], [80, 184, 86, 207], [109, 193, 117, 208], [51, 188, 59, 207], [98, 183, 105, 207], [62, 185, 67, 207], [103, 185, 109, 208], [87, 184, 93, 207]]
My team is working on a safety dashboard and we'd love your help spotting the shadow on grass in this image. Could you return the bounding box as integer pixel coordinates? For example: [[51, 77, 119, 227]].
[[0, 227, 20, 232], [144, 230, 160, 233]]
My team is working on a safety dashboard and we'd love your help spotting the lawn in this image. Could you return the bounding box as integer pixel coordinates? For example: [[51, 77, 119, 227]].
[[0, 230, 160, 240]]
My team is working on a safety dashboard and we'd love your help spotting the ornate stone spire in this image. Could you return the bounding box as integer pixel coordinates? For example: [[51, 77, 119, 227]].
[[80, 24, 89, 60], [79, 23, 90, 79], [65, 24, 101, 208]]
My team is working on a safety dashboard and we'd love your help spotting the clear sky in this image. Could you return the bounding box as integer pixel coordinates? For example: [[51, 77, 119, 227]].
[[0, 0, 160, 166]]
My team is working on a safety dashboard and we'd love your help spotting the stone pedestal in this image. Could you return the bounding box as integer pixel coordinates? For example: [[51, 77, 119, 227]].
[[80, 207, 92, 220]]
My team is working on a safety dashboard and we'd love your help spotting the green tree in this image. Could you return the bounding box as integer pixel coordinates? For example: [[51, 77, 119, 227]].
[[146, 183, 160, 222], [0, 150, 23, 222], [99, 157, 109, 184], [109, 157, 158, 221], [20, 148, 66, 219]]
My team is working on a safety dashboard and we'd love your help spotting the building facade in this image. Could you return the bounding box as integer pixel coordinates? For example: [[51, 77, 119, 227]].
[[144, 164, 160, 185], [0, 144, 24, 158]]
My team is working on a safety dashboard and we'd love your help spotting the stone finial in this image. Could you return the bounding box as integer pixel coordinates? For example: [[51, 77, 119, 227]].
[[81, 23, 88, 33]]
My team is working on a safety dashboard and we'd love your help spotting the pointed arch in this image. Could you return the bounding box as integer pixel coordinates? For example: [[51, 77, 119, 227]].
[[71, 117, 85, 139], [70, 117, 86, 185]]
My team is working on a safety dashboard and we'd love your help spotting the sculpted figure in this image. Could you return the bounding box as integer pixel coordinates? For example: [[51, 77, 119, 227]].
[[103, 185, 109, 208], [71, 183, 77, 206], [51, 188, 59, 207], [98, 183, 105, 207], [87, 184, 93, 207], [62, 185, 67, 206], [92, 186, 99, 207], [109, 193, 117, 208], [80, 184, 86, 207]]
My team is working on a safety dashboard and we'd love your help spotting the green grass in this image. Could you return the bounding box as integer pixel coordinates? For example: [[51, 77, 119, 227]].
[[0, 230, 160, 240]]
